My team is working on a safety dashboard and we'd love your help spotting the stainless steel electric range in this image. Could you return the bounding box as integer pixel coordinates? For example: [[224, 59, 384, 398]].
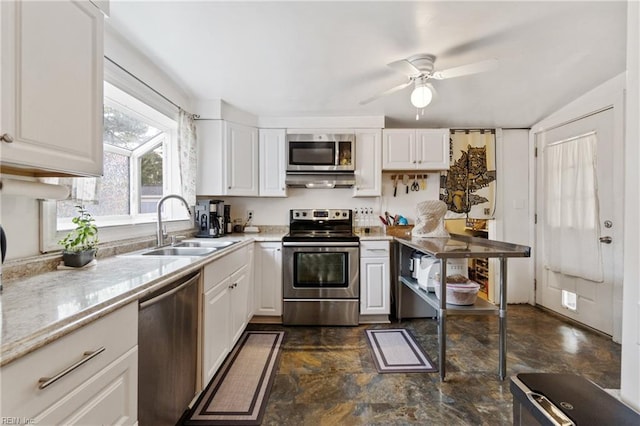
[[282, 209, 360, 326]]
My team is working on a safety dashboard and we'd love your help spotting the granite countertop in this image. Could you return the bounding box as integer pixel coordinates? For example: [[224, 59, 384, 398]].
[[0, 232, 285, 367]]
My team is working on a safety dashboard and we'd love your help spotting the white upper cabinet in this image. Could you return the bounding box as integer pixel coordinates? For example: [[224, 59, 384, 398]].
[[226, 122, 259, 196], [382, 128, 450, 170], [259, 129, 287, 197], [353, 129, 382, 197], [1, 0, 104, 176], [416, 129, 450, 170], [196, 120, 259, 196]]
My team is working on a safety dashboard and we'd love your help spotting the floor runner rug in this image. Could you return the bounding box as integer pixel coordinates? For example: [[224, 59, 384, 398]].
[[365, 328, 437, 373], [183, 330, 285, 425]]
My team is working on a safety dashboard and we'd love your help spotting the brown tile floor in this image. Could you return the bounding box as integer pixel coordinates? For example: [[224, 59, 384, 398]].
[[248, 304, 621, 425]]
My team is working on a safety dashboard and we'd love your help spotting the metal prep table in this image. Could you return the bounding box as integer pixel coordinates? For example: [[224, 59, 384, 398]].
[[395, 234, 531, 381]]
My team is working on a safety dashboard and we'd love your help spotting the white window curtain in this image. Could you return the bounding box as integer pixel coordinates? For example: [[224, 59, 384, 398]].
[[543, 131, 603, 282], [177, 109, 197, 207]]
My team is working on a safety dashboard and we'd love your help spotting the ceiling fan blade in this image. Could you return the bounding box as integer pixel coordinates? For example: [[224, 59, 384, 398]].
[[387, 59, 422, 77], [431, 58, 498, 80], [359, 80, 413, 105]]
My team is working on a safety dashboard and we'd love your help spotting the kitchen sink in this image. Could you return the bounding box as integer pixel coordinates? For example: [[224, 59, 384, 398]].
[[174, 240, 238, 249], [122, 240, 239, 257], [141, 247, 218, 256]]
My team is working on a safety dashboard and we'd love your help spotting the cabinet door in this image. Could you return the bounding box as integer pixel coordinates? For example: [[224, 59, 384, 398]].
[[0, 0, 104, 176], [202, 277, 231, 384], [254, 243, 283, 316], [382, 129, 416, 170], [353, 129, 382, 197], [196, 120, 224, 195], [226, 122, 259, 196], [360, 256, 390, 315], [229, 264, 250, 345], [259, 129, 287, 197], [416, 129, 450, 170]]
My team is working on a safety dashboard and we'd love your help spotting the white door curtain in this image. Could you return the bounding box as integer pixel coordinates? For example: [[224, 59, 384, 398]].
[[543, 131, 604, 282]]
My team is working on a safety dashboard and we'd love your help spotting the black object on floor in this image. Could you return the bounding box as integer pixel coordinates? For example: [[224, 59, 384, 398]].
[[511, 373, 640, 425]]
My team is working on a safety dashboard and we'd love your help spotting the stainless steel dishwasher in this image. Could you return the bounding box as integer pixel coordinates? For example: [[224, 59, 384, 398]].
[[138, 271, 200, 426]]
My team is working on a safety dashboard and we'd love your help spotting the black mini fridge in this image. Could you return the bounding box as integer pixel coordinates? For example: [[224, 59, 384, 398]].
[[510, 373, 639, 425]]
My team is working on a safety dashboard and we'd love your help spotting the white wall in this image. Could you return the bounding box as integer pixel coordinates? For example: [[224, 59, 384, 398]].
[[212, 171, 441, 227], [494, 129, 532, 303], [0, 187, 40, 260], [621, 0, 640, 411]]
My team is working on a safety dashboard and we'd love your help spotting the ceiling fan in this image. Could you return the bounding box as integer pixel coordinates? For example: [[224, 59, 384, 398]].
[[360, 54, 498, 109]]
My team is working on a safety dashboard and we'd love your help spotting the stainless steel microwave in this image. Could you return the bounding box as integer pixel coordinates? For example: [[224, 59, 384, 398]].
[[286, 133, 355, 172]]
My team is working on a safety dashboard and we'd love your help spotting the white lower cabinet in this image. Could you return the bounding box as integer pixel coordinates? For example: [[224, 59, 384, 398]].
[[1, 303, 138, 424], [201, 245, 252, 384], [253, 242, 283, 316], [360, 240, 391, 317]]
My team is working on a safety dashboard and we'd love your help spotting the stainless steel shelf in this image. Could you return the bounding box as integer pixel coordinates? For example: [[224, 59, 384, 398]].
[[395, 234, 531, 382], [399, 275, 498, 315]]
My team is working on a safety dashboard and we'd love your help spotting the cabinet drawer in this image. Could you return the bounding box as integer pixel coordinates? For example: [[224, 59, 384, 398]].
[[360, 241, 390, 258], [36, 347, 137, 425], [203, 245, 248, 292], [1, 302, 137, 418]]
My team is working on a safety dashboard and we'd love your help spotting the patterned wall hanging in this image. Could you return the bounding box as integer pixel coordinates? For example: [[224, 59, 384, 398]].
[[439, 129, 497, 219]]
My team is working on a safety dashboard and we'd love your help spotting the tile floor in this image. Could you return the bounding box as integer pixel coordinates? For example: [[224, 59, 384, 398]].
[[248, 304, 621, 425]]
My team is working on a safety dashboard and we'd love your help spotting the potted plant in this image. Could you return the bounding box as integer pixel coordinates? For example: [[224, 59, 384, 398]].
[[58, 205, 99, 267]]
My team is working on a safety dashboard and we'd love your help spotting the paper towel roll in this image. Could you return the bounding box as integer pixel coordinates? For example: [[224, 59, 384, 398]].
[[0, 178, 70, 200]]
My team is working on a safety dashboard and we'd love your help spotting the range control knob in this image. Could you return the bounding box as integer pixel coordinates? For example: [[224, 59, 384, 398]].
[[335, 211, 340, 217], [294, 212, 300, 217], [342, 212, 347, 217], [302, 212, 307, 217]]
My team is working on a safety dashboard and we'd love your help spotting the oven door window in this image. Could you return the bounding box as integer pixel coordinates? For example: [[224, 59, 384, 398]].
[[289, 141, 335, 165], [294, 251, 348, 288]]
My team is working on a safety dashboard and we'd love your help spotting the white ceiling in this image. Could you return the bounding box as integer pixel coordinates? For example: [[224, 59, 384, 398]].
[[107, 1, 627, 128]]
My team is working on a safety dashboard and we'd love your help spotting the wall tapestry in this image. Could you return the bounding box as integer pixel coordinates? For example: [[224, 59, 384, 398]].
[[439, 130, 497, 219]]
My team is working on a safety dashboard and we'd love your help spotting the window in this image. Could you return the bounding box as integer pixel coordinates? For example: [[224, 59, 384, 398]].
[[41, 82, 189, 251]]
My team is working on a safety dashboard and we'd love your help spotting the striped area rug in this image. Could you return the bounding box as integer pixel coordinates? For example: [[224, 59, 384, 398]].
[[365, 329, 437, 373], [183, 331, 285, 425]]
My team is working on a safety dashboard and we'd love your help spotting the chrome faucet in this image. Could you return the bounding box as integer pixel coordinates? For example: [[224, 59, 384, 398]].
[[157, 194, 191, 247]]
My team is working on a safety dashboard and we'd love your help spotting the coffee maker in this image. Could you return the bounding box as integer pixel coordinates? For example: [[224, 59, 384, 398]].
[[194, 199, 225, 237], [210, 200, 225, 237]]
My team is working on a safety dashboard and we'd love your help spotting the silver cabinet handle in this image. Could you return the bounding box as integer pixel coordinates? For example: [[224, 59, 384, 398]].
[[366, 248, 388, 253], [38, 347, 106, 389], [1, 133, 14, 143], [599, 236, 612, 244]]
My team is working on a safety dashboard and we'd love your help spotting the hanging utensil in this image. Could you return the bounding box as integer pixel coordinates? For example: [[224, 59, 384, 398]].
[[402, 174, 409, 194], [393, 175, 398, 197], [411, 175, 420, 191], [421, 175, 427, 190]]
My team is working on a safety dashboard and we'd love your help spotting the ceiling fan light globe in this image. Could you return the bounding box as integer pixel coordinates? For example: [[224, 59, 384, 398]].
[[410, 85, 432, 108]]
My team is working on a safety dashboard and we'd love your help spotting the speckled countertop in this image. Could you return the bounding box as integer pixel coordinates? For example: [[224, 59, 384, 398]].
[[0, 232, 285, 367]]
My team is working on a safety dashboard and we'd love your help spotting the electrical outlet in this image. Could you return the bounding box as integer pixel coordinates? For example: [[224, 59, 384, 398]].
[[247, 210, 254, 221]]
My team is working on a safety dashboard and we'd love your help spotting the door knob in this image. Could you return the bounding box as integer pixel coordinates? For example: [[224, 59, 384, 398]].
[[1, 133, 14, 143], [599, 236, 612, 244]]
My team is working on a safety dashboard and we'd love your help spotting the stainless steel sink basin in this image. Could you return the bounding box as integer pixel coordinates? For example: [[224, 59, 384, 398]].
[[174, 240, 238, 249], [122, 239, 239, 258], [141, 247, 218, 256]]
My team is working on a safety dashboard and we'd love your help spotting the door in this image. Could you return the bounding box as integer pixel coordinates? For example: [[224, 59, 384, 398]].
[[254, 243, 283, 316], [382, 129, 416, 169], [416, 129, 450, 170], [259, 129, 287, 196], [1, 0, 104, 176], [353, 130, 382, 197], [535, 108, 620, 336], [226, 122, 258, 196]]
